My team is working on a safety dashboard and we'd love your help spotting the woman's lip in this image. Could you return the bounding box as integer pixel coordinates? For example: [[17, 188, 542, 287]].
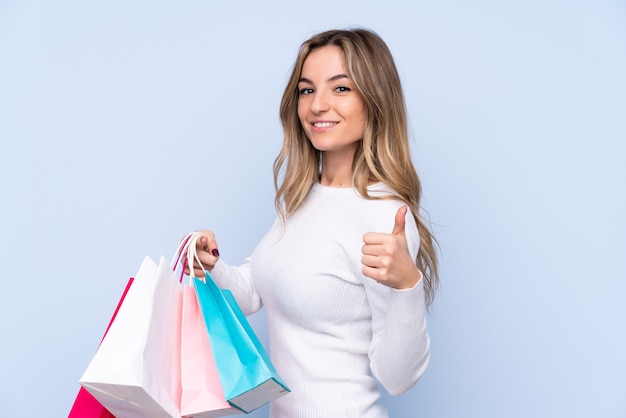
[[310, 121, 338, 132]]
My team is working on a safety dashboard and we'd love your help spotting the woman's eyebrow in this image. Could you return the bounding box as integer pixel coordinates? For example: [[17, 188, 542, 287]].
[[328, 74, 348, 82], [298, 74, 349, 84]]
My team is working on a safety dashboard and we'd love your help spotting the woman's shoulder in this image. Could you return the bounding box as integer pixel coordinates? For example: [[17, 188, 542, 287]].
[[366, 182, 400, 199], [357, 183, 415, 230], [365, 183, 407, 210]]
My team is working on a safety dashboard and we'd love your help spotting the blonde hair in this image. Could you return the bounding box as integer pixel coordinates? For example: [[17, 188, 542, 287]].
[[274, 28, 439, 306]]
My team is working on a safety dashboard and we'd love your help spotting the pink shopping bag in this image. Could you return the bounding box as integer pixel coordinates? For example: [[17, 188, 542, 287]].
[[183, 232, 289, 413], [180, 285, 240, 417]]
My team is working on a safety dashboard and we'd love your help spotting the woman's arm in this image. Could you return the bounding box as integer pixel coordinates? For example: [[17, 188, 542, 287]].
[[361, 206, 430, 394], [211, 258, 263, 316], [188, 231, 262, 316]]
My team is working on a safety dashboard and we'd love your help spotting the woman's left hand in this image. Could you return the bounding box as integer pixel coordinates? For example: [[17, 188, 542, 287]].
[[361, 206, 422, 290]]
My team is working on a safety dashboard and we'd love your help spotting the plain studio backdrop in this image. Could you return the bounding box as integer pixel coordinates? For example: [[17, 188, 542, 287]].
[[1, 0, 624, 417]]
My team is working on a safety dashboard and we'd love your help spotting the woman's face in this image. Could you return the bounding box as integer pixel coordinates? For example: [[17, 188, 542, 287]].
[[297, 46, 367, 159]]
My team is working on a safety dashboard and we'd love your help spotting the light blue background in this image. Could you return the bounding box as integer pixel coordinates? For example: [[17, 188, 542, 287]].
[[1, 1, 625, 417]]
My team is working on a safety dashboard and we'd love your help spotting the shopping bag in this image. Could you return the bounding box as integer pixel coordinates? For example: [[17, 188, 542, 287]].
[[180, 284, 241, 417], [193, 271, 290, 413], [68, 389, 115, 418], [176, 233, 241, 417], [79, 256, 183, 418], [68, 277, 134, 417], [181, 231, 289, 413]]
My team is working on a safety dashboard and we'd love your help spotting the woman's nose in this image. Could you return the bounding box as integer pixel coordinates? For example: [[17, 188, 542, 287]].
[[310, 90, 330, 114]]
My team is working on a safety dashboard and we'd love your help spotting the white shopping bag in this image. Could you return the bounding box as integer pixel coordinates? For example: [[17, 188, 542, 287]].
[[79, 256, 183, 418]]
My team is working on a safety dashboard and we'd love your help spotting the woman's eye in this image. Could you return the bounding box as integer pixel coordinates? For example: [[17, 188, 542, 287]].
[[299, 88, 314, 96], [335, 86, 351, 93]]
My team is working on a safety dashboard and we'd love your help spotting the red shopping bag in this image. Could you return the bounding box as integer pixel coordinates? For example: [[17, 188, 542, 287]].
[[68, 389, 115, 418], [68, 277, 134, 417]]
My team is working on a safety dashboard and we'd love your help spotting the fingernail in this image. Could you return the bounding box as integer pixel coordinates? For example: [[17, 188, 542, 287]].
[[212, 248, 220, 257]]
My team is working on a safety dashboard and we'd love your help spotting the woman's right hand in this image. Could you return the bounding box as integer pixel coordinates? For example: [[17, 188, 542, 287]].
[[184, 230, 220, 276]]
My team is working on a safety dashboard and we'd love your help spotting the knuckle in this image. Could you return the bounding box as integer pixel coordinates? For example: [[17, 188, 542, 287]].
[[381, 257, 391, 269]]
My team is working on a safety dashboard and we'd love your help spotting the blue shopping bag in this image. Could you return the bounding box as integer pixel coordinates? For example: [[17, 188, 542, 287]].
[[193, 272, 290, 413]]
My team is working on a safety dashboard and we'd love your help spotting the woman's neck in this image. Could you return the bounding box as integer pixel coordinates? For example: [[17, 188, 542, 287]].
[[319, 152, 354, 187]]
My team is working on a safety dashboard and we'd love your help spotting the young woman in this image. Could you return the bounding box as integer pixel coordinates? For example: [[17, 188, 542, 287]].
[[189, 28, 439, 417]]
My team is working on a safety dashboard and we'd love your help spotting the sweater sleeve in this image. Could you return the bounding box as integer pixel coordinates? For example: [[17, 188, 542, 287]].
[[363, 207, 430, 395], [210, 258, 263, 316]]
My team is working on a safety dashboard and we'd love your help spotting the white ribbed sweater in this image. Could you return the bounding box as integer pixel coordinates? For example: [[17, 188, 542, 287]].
[[211, 183, 430, 417]]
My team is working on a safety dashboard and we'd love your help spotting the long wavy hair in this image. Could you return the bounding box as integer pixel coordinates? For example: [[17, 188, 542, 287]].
[[274, 28, 439, 306]]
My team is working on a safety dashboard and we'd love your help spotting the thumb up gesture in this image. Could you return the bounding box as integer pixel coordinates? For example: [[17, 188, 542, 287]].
[[361, 206, 422, 290]]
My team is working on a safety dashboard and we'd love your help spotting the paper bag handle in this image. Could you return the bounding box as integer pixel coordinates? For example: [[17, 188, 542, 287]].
[[173, 232, 209, 283]]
